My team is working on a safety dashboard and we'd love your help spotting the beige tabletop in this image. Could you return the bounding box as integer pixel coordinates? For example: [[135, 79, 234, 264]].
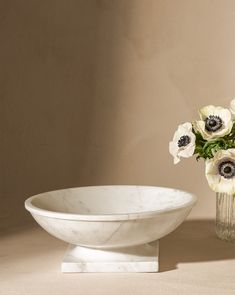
[[1, 219, 235, 295]]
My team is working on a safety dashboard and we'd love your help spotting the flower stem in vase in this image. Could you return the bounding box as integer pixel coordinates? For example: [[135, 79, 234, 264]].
[[216, 193, 235, 242]]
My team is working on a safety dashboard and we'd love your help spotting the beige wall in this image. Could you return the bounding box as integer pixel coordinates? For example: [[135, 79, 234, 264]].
[[1, 0, 235, 230]]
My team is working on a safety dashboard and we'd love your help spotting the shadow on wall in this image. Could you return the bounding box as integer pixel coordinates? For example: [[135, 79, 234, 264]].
[[0, 1, 98, 230], [1, 0, 151, 230], [2, 0, 235, 230], [160, 219, 235, 272], [2, 0, 182, 229]]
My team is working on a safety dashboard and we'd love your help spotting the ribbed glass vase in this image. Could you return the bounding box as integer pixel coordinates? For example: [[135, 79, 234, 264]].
[[216, 193, 235, 242]]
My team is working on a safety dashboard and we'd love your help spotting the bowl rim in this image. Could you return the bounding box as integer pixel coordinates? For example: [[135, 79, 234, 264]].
[[24, 185, 197, 221]]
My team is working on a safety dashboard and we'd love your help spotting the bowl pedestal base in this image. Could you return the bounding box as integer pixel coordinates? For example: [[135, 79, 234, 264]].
[[61, 241, 159, 273]]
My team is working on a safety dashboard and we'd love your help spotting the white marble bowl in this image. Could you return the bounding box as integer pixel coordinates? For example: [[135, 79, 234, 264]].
[[25, 186, 197, 249]]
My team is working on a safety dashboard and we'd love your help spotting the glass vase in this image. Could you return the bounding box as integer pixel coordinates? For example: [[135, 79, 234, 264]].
[[216, 192, 235, 242]]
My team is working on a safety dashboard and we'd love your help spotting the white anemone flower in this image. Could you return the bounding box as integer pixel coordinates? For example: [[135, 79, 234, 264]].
[[194, 105, 233, 141], [205, 149, 235, 194], [230, 98, 235, 117], [169, 122, 196, 164]]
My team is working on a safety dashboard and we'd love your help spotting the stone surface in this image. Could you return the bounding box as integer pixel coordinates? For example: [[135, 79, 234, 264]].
[[61, 241, 159, 273]]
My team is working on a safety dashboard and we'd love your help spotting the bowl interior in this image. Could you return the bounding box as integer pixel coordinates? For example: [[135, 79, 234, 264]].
[[29, 186, 195, 215]]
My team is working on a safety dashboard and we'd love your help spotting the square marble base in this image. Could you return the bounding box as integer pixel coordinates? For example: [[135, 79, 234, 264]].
[[61, 241, 159, 273]]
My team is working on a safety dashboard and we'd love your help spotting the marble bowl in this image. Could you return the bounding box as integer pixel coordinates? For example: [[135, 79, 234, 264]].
[[25, 185, 196, 249], [25, 185, 197, 272]]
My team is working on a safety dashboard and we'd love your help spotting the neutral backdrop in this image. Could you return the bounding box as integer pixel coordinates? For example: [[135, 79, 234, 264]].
[[2, 0, 235, 230]]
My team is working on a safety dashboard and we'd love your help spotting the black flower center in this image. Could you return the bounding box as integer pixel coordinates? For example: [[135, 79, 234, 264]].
[[205, 115, 223, 132], [178, 135, 191, 147], [218, 160, 235, 179]]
